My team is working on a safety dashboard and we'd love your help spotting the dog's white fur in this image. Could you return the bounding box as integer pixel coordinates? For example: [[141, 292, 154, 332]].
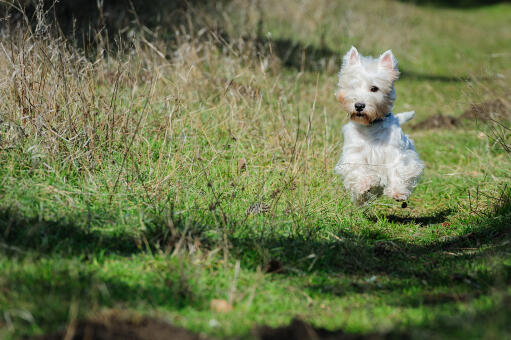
[[334, 47, 424, 205]]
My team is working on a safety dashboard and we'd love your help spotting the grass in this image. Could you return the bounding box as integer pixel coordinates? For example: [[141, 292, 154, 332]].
[[0, 0, 510, 339]]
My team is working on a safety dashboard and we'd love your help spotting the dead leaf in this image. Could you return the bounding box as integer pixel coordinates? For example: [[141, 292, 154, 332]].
[[238, 158, 247, 174], [270, 188, 280, 198], [210, 299, 233, 313]]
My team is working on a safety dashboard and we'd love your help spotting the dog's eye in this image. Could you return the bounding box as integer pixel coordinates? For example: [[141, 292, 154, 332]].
[[370, 86, 379, 92]]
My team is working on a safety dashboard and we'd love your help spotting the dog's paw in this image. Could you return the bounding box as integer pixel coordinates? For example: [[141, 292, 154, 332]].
[[390, 191, 409, 202], [384, 187, 410, 202]]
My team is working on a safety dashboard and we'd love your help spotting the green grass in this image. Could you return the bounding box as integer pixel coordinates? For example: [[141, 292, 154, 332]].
[[1, 0, 510, 339]]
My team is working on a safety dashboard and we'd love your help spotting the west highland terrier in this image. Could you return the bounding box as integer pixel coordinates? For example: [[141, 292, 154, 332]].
[[334, 47, 424, 205]]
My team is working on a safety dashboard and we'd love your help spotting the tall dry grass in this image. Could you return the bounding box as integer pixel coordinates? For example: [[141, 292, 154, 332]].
[[0, 0, 343, 231]]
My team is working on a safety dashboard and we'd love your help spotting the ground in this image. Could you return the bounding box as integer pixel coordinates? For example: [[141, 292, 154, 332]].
[[0, 0, 510, 339]]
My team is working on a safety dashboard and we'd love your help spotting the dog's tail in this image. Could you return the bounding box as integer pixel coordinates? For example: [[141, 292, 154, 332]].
[[395, 111, 415, 125]]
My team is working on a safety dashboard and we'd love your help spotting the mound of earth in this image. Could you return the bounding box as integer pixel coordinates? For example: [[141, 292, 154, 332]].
[[411, 99, 510, 130], [29, 315, 210, 340], [411, 114, 458, 130], [459, 99, 509, 122], [256, 319, 407, 340], [28, 315, 406, 340]]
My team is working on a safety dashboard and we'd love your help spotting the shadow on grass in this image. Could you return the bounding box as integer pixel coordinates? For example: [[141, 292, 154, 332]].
[[1, 202, 510, 298], [367, 208, 453, 226], [232, 214, 510, 273], [0, 206, 209, 257], [2, 204, 510, 273], [1, 0, 225, 34]]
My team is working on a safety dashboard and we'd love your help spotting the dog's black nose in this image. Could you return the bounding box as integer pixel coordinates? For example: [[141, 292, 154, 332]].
[[354, 103, 365, 112]]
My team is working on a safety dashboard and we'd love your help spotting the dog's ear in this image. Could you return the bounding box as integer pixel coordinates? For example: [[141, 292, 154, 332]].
[[378, 50, 399, 80], [378, 50, 398, 71], [342, 46, 360, 68]]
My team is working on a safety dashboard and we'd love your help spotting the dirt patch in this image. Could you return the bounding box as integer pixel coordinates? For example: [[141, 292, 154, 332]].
[[411, 114, 458, 130], [459, 99, 509, 122], [29, 314, 210, 340], [411, 99, 510, 130], [256, 319, 408, 340], [28, 315, 407, 340]]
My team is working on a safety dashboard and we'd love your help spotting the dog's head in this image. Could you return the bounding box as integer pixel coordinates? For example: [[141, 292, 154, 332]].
[[335, 46, 399, 125]]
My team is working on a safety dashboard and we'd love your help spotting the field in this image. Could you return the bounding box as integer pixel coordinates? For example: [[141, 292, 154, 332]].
[[0, 0, 510, 339]]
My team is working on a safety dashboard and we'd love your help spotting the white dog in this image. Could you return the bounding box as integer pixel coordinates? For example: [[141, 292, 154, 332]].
[[334, 47, 424, 205]]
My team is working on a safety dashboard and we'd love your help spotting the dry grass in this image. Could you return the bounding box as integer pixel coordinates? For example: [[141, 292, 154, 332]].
[[0, 1, 348, 225]]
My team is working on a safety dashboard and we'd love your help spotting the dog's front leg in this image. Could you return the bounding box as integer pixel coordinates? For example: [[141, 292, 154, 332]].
[[384, 160, 422, 201], [339, 165, 380, 205]]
